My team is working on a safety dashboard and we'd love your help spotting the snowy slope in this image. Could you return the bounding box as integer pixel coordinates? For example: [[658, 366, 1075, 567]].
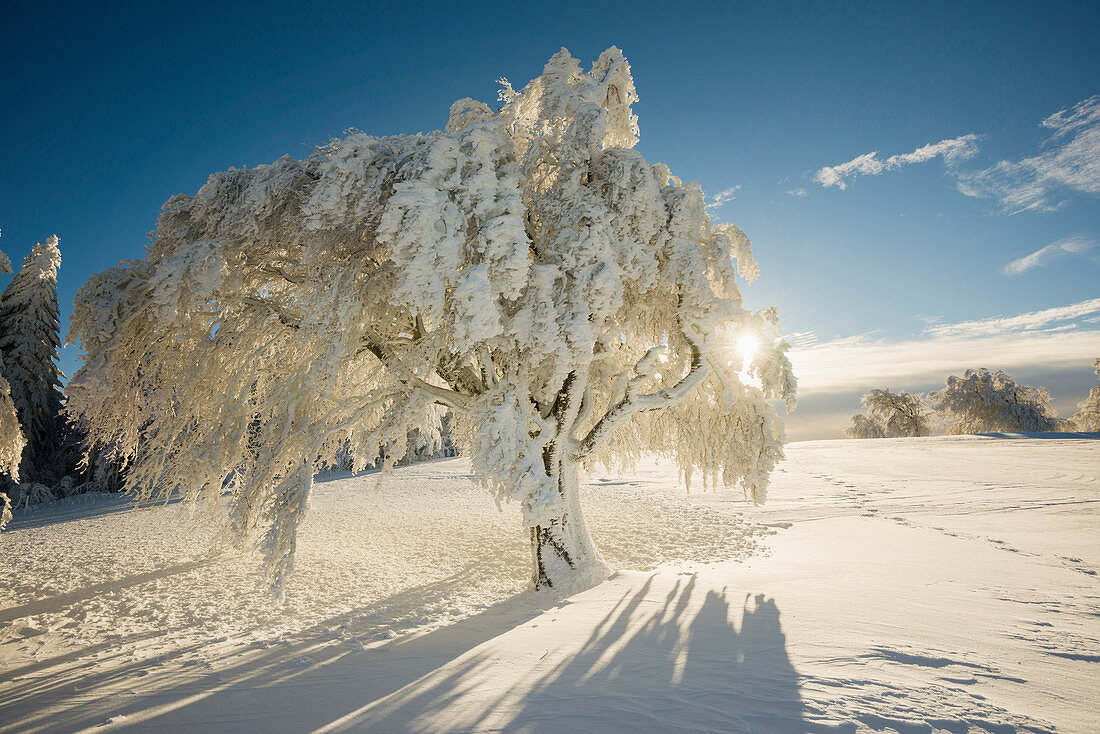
[[1, 435, 1097, 732]]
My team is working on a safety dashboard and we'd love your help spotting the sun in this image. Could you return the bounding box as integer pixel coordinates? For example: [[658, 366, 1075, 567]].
[[737, 334, 759, 364]]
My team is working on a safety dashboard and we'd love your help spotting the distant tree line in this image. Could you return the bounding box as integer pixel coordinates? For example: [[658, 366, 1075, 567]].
[[845, 362, 1100, 439]]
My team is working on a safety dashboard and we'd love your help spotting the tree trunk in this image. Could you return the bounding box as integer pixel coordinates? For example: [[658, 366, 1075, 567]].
[[530, 455, 609, 591]]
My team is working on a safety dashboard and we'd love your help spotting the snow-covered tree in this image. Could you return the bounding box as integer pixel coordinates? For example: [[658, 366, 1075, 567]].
[[68, 48, 796, 597], [0, 374, 24, 480], [845, 414, 885, 439], [1070, 358, 1100, 431], [845, 388, 932, 439], [0, 236, 64, 485], [0, 235, 24, 530], [931, 368, 1060, 435]]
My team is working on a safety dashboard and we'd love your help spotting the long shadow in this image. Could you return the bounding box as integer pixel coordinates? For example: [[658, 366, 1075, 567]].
[[1, 573, 827, 734], [973, 432, 1100, 440], [4, 492, 191, 531], [0, 568, 547, 734], [333, 577, 838, 733], [0, 558, 215, 624]]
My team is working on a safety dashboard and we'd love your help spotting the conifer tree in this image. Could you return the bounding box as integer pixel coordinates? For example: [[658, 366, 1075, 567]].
[[0, 236, 64, 485], [0, 236, 25, 529]]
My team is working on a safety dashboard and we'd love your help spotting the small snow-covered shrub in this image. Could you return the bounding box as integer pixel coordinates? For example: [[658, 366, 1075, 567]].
[[9, 482, 56, 511]]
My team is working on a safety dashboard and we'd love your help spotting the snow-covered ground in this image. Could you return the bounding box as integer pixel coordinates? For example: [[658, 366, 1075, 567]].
[[1, 435, 1097, 732]]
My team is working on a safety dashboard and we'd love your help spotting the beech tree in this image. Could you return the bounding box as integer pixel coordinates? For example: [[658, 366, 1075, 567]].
[[1071, 358, 1100, 431], [845, 414, 885, 439], [845, 388, 932, 439], [68, 48, 796, 597], [931, 368, 1060, 435], [0, 236, 64, 486]]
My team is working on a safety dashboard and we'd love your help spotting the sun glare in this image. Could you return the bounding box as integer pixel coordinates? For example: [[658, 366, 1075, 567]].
[[737, 335, 758, 363]]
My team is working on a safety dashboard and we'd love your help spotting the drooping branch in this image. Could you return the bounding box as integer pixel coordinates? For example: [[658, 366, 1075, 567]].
[[573, 320, 708, 458], [240, 296, 302, 329], [404, 376, 471, 411], [355, 322, 481, 409]]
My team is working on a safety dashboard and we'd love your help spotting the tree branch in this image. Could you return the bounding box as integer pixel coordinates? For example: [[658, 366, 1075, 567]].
[[354, 322, 482, 408], [574, 321, 708, 458], [404, 377, 471, 411], [240, 296, 301, 329]]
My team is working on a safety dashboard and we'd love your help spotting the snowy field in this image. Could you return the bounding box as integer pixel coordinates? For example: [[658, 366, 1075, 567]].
[[1, 434, 1097, 733]]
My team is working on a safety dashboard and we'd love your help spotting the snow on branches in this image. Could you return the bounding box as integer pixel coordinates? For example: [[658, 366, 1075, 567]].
[[1070, 358, 1100, 431], [0, 236, 63, 485], [68, 48, 796, 594], [931, 368, 1061, 434], [0, 236, 20, 529], [845, 388, 932, 439]]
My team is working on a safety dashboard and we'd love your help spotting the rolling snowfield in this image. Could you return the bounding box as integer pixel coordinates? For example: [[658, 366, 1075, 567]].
[[1, 434, 1097, 733]]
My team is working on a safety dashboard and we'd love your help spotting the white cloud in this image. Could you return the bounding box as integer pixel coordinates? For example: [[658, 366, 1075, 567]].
[[1004, 235, 1098, 275], [781, 330, 818, 348], [914, 314, 944, 327], [705, 186, 740, 209], [789, 297, 1100, 396], [814, 135, 980, 189], [955, 95, 1100, 213], [786, 188, 807, 198], [925, 297, 1100, 338]]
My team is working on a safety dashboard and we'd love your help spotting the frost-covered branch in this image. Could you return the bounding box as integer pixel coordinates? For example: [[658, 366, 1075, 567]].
[[575, 321, 707, 458], [68, 47, 795, 594], [845, 388, 932, 438], [931, 368, 1062, 434], [404, 376, 471, 411]]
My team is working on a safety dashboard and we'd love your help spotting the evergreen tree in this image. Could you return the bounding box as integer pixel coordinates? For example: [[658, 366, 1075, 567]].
[[0, 236, 64, 485], [0, 236, 24, 529]]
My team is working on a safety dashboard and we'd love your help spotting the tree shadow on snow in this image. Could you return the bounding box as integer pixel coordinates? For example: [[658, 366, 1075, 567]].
[[326, 577, 834, 733], [0, 573, 830, 734], [0, 568, 542, 733], [973, 431, 1100, 440]]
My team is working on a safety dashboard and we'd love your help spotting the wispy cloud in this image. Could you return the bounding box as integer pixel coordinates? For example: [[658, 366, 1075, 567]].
[[914, 314, 944, 327], [925, 297, 1100, 338], [956, 95, 1100, 213], [789, 297, 1100, 397], [781, 330, 818, 348], [705, 186, 740, 209], [808, 95, 1100, 214], [785, 188, 807, 198], [1004, 235, 1098, 275], [814, 135, 980, 189]]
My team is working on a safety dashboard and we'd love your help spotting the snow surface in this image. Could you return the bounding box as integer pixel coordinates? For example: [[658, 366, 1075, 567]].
[[1, 435, 1097, 732]]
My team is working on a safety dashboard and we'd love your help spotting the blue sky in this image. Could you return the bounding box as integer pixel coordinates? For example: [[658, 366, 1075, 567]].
[[2, 0, 1097, 439]]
